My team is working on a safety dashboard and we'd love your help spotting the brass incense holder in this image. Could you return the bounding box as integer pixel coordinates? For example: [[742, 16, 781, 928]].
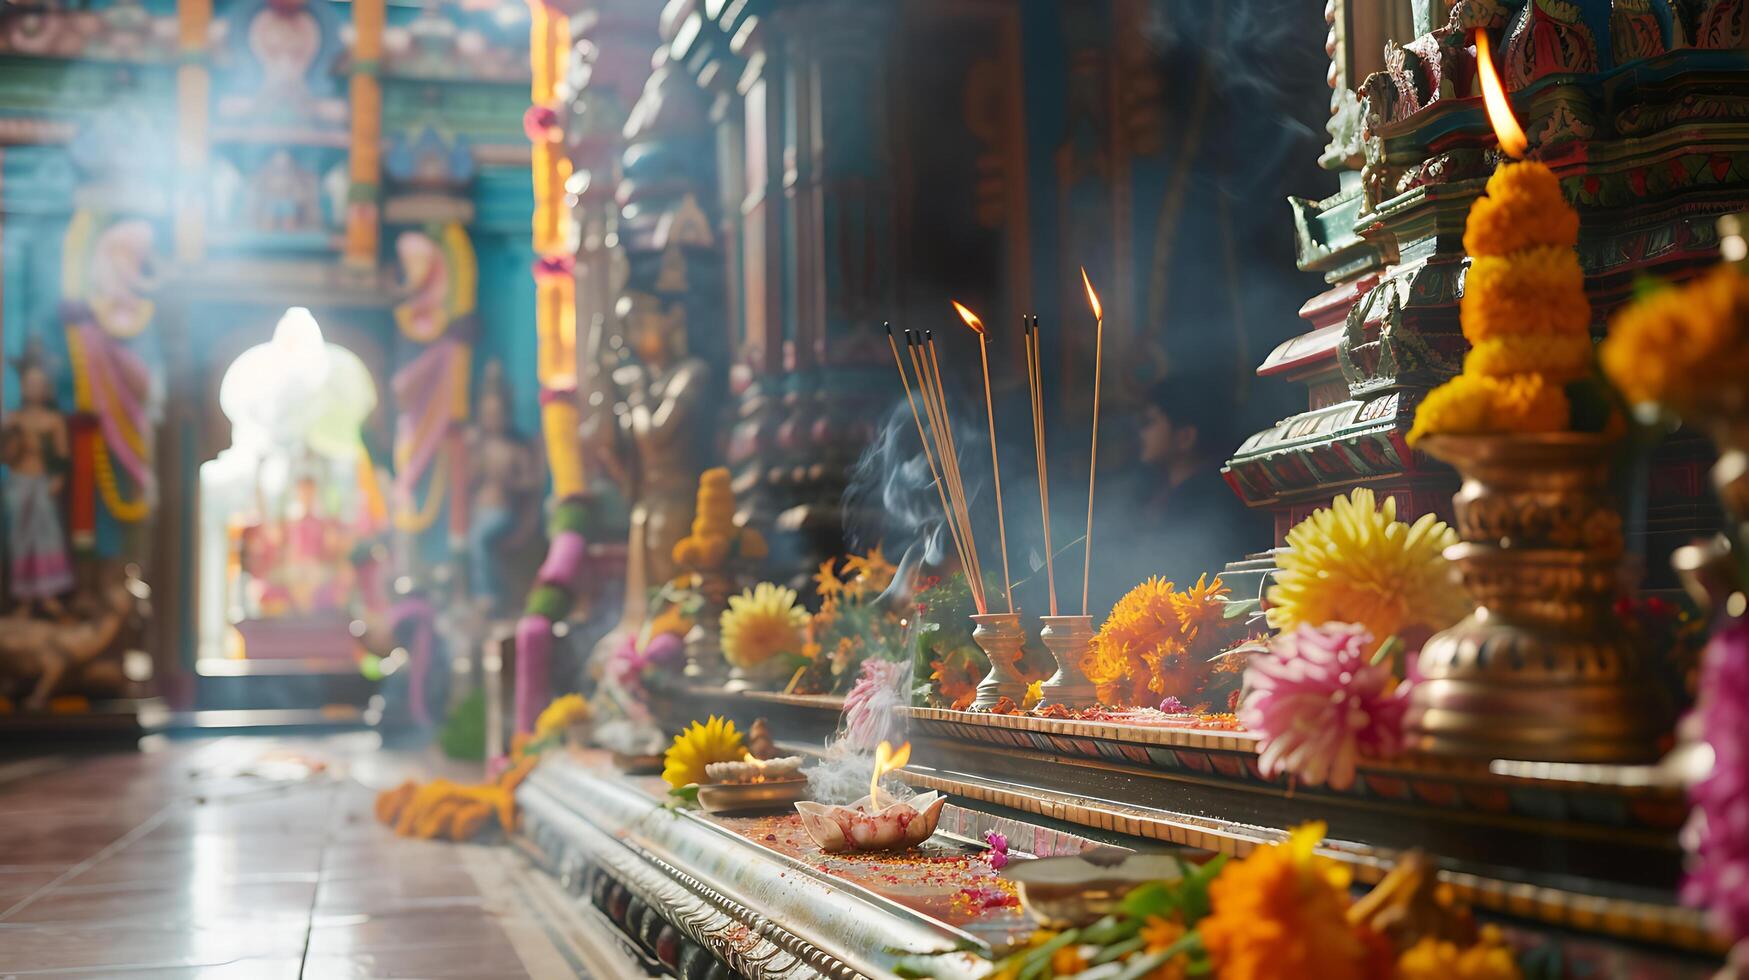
[[684, 569, 732, 685], [969, 612, 1027, 711], [1409, 434, 1670, 763], [1036, 614, 1096, 709]]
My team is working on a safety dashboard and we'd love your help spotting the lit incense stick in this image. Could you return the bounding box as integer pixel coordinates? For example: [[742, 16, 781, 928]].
[[1080, 269, 1104, 616], [953, 301, 1014, 615]]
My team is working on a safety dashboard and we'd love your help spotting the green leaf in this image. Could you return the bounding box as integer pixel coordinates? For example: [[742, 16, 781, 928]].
[[1223, 598, 1259, 621], [1119, 881, 1178, 921]]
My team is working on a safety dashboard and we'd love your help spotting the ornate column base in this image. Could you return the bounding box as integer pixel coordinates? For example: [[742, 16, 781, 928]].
[[1036, 615, 1096, 709]]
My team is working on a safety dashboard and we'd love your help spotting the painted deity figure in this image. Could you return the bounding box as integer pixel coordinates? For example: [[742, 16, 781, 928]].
[[2, 351, 73, 611], [466, 364, 539, 611], [603, 292, 707, 600]]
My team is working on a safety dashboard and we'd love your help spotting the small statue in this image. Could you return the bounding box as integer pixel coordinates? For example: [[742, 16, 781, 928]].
[[601, 291, 709, 605], [3, 345, 73, 614], [466, 362, 540, 611], [0, 570, 146, 709]]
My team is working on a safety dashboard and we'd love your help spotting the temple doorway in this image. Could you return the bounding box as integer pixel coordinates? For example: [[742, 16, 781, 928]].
[[195, 307, 383, 714]]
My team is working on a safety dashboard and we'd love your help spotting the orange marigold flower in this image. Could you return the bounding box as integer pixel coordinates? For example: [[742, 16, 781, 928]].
[[1050, 946, 1088, 974], [1460, 248, 1591, 343], [1464, 334, 1594, 381], [1602, 264, 1749, 413], [1462, 162, 1580, 258], [1408, 372, 1570, 444], [1201, 823, 1389, 980]]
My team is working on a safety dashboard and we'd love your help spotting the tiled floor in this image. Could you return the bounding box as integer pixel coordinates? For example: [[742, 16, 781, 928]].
[[0, 735, 631, 978]]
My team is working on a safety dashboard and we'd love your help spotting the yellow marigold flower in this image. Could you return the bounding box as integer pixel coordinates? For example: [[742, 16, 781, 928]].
[[1201, 823, 1383, 980], [720, 582, 808, 670], [1408, 372, 1570, 444], [1397, 926, 1523, 980], [1023, 680, 1044, 710], [1602, 264, 1749, 412], [1460, 248, 1591, 343], [1267, 489, 1465, 649], [533, 693, 590, 740], [1464, 334, 1594, 381], [1462, 162, 1580, 258], [662, 715, 745, 788]]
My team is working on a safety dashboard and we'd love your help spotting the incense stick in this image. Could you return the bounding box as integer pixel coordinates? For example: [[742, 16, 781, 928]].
[[957, 304, 1015, 615], [923, 336, 993, 612], [910, 331, 987, 614], [922, 332, 987, 611], [1080, 269, 1105, 616], [1025, 316, 1058, 616], [887, 325, 979, 610]]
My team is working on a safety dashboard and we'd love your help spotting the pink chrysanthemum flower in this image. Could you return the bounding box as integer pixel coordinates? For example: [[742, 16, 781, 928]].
[[1682, 618, 1749, 942], [1242, 623, 1409, 791]]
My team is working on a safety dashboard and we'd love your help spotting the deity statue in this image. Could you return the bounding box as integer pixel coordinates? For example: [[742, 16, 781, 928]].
[[2, 346, 73, 613], [0, 568, 147, 710], [587, 292, 708, 624], [466, 362, 540, 612]]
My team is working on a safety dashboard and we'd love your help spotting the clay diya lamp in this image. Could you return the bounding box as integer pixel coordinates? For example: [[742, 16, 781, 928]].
[[792, 741, 946, 853]]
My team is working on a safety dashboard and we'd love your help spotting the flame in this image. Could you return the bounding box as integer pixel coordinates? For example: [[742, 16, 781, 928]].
[[870, 740, 912, 806], [1080, 267, 1103, 321], [1473, 30, 1527, 160], [951, 300, 985, 335]]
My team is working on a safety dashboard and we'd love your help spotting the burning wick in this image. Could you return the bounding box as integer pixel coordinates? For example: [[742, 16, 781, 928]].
[[953, 301, 1016, 614], [1473, 29, 1527, 159], [870, 739, 911, 809], [1080, 268, 1105, 616]]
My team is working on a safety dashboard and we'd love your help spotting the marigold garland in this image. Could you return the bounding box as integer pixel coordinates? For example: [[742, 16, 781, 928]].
[[1266, 488, 1464, 651], [1410, 161, 1598, 446], [374, 748, 539, 843]]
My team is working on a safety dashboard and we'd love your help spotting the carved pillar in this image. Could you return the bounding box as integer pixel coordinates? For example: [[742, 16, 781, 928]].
[[740, 0, 900, 571]]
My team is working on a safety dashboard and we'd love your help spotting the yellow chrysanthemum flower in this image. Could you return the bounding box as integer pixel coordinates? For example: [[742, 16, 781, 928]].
[[662, 715, 745, 789], [1603, 264, 1749, 413], [1397, 926, 1523, 980], [1267, 489, 1466, 649], [533, 693, 590, 740], [720, 582, 808, 670]]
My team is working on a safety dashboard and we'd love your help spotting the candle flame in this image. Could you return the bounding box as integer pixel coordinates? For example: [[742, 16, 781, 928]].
[[870, 740, 911, 806], [951, 300, 985, 335], [1080, 267, 1102, 321], [1473, 30, 1527, 160]]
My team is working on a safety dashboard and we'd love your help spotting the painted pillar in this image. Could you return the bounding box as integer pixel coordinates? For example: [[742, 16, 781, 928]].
[[344, 0, 385, 270], [175, 0, 210, 265]]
